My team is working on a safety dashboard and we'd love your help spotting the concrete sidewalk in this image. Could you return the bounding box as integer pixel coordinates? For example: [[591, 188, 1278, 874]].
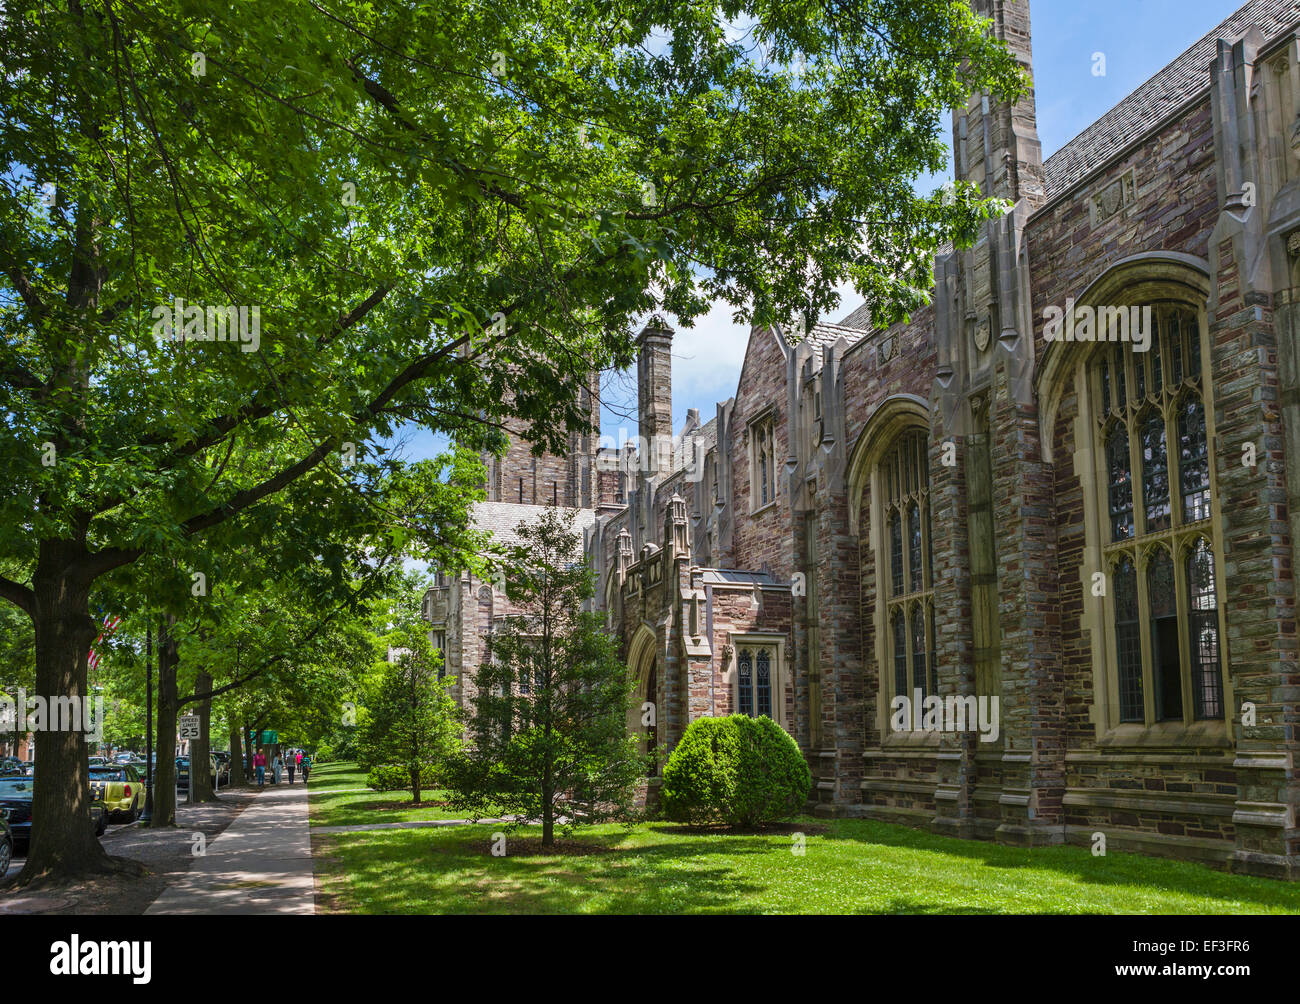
[[145, 781, 314, 915]]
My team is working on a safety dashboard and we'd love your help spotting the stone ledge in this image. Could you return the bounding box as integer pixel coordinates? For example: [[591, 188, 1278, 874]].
[[1063, 788, 1236, 818], [1062, 825, 1233, 867]]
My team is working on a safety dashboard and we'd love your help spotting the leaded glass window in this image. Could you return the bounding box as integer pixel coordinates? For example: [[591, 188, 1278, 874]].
[[1187, 539, 1223, 720], [910, 607, 931, 701], [738, 649, 753, 717], [889, 512, 903, 596], [1114, 556, 1142, 722], [1147, 549, 1181, 721], [736, 645, 777, 721], [880, 431, 934, 703], [1092, 302, 1225, 727], [1105, 425, 1133, 541], [1179, 396, 1210, 523], [750, 417, 777, 510], [756, 649, 772, 718], [892, 613, 907, 697]]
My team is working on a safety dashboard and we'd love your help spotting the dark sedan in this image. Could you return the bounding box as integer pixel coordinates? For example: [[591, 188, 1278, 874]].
[[0, 814, 12, 875], [0, 775, 108, 852]]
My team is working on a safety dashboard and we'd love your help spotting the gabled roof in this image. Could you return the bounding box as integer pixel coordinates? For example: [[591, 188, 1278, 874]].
[[1043, 0, 1300, 201], [836, 302, 873, 331], [471, 501, 595, 556], [803, 320, 872, 351], [672, 415, 718, 474]]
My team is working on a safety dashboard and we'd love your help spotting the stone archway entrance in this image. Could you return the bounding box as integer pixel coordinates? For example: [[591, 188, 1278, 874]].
[[627, 625, 659, 776]]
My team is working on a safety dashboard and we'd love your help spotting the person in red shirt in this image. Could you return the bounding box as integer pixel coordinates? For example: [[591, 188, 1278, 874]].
[[253, 750, 267, 788]]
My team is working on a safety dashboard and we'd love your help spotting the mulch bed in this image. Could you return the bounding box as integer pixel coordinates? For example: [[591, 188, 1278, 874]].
[[357, 798, 455, 812], [465, 836, 622, 857], [649, 821, 830, 836]]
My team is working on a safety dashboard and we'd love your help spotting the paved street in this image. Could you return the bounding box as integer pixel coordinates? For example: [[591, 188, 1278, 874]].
[[145, 781, 314, 915]]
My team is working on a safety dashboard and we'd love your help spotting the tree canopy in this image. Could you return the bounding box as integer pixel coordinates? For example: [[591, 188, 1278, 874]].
[[0, 0, 1023, 883]]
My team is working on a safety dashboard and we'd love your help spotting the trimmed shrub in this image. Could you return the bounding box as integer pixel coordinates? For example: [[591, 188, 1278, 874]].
[[660, 715, 811, 827], [366, 764, 407, 791], [365, 763, 440, 793]]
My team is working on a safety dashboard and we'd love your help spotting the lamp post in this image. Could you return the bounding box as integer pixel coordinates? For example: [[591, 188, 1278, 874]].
[[141, 621, 154, 823]]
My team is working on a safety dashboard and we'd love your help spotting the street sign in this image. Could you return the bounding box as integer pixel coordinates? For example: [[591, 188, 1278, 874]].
[[178, 715, 201, 740]]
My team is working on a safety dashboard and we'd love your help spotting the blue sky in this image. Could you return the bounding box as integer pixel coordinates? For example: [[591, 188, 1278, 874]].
[[391, 0, 1243, 460]]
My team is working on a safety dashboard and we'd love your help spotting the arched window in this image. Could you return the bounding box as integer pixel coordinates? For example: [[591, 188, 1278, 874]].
[[879, 430, 933, 701], [748, 415, 778, 511], [1094, 302, 1224, 726], [735, 642, 781, 721], [738, 648, 753, 716]]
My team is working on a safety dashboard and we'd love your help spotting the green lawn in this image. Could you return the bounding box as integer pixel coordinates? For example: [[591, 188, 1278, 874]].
[[307, 761, 497, 827], [308, 766, 1300, 914]]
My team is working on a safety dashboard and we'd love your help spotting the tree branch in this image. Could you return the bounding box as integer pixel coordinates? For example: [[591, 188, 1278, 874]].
[[0, 576, 35, 617]]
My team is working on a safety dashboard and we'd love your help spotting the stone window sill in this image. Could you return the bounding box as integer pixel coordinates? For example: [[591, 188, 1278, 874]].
[[881, 729, 946, 749], [1097, 719, 1232, 749]]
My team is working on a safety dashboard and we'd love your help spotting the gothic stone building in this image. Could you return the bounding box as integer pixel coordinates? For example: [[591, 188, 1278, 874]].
[[423, 384, 600, 711], [583, 0, 1300, 879]]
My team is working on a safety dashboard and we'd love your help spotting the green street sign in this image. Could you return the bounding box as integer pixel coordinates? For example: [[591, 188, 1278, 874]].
[[247, 730, 279, 744]]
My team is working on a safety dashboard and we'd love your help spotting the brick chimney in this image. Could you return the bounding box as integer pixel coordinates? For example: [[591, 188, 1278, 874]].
[[636, 316, 673, 474]]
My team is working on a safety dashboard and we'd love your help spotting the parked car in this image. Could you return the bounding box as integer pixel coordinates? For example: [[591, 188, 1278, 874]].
[[175, 755, 221, 792], [88, 765, 145, 822], [211, 751, 231, 785], [0, 812, 12, 874], [0, 775, 107, 853], [87, 756, 106, 767]]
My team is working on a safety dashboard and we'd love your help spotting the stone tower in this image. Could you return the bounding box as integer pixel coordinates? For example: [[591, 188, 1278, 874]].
[[930, 0, 1058, 845]]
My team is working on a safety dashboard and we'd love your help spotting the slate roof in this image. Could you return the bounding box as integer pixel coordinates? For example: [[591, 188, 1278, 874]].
[[672, 416, 718, 474], [698, 568, 783, 587], [835, 303, 873, 331], [803, 320, 872, 350], [471, 501, 595, 556], [1042, 0, 1300, 201]]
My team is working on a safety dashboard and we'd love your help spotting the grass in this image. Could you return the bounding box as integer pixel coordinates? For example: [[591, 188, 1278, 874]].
[[308, 763, 1300, 915], [307, 760, 497, 828]]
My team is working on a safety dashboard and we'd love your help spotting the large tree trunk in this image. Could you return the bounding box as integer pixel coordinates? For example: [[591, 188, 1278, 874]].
[[542, 777, 554, 847], [188, 671, 216, 803], [149, 619, 178, 827], [227, 717, 246, 787], [243, 720, 255, 784], [16, 543, 120, 884]]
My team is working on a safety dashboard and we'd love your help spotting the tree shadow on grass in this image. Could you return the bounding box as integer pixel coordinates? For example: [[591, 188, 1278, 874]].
[[330, 829, 772, 914], [820, 820, 1300, 913], [648, 821, 830, 838]]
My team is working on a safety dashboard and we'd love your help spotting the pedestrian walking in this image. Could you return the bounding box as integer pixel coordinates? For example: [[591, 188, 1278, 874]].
[[272, 754, 284, 785], [287, 757, 295, 784], [253, 749, 267, 788], [300, 753, 311, 784]]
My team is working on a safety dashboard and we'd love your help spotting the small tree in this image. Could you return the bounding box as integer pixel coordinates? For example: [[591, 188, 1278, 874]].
[[449, 509, 643, 845], [358, 605, 462, 804]]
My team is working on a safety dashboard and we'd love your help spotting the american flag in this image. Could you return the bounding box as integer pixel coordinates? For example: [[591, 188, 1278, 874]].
[[88, 610, 123, 670]]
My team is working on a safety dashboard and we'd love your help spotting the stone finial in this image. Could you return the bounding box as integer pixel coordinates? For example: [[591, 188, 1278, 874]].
[[615, 527, 632, 584], [667, 492, 690, 557]]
